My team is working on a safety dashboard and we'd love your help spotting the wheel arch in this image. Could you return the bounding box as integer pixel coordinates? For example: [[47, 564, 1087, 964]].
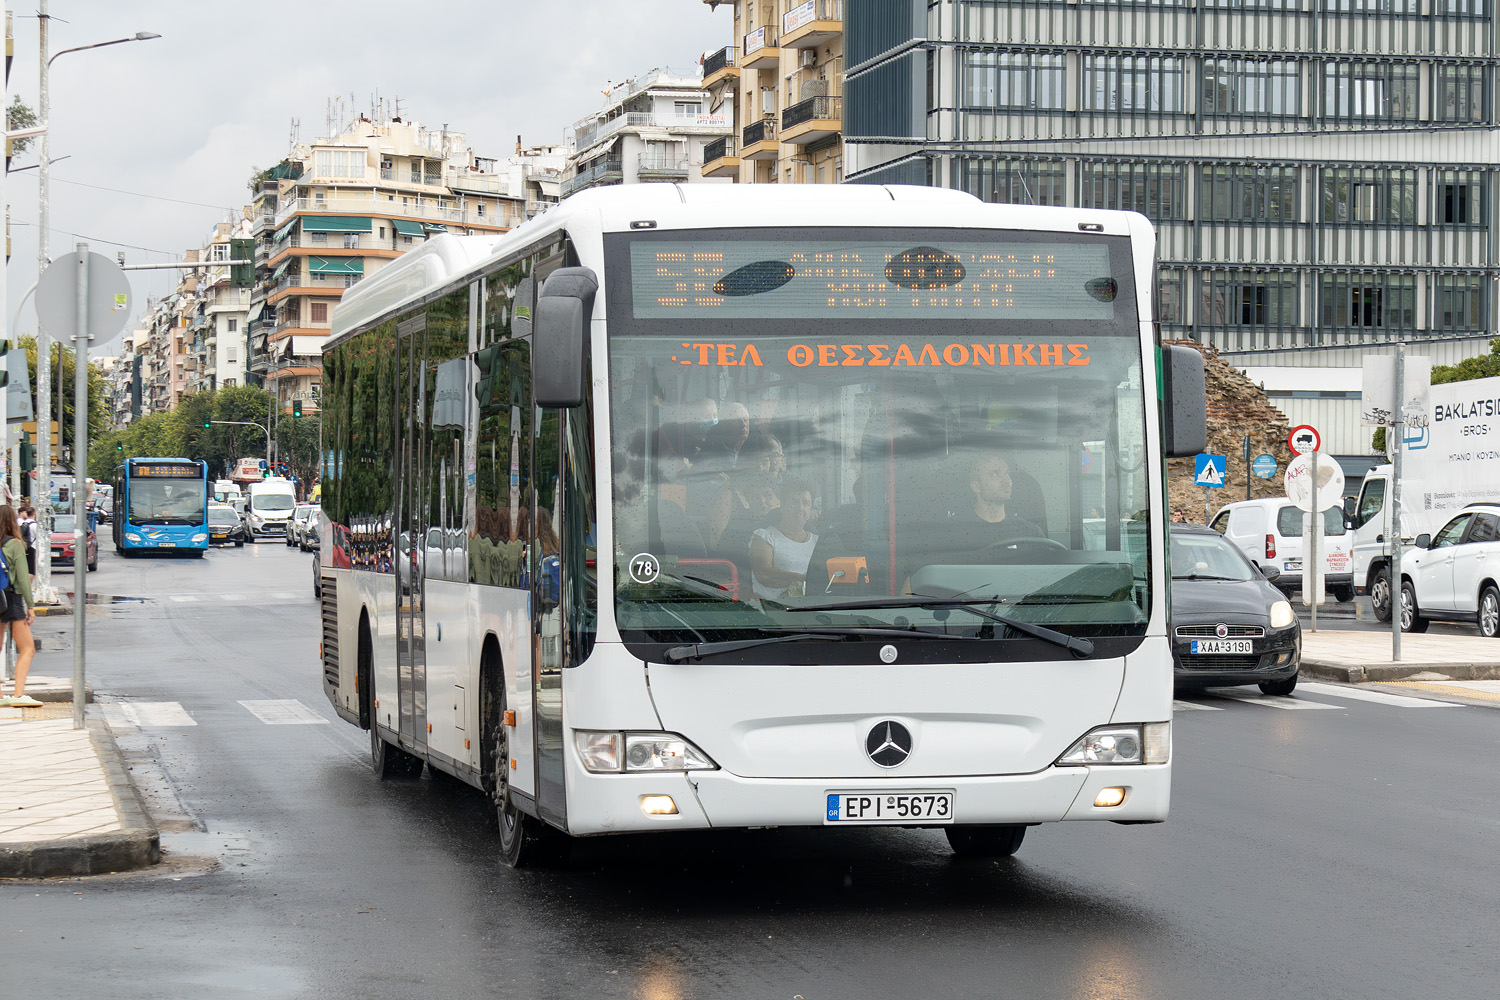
[[357, 606, 375, 731], [478, 632, 504, 796]]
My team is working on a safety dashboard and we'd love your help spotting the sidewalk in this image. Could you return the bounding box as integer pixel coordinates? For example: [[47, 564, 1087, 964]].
[[0, 675, 159, 878], [1300, 628, 1500, 684]]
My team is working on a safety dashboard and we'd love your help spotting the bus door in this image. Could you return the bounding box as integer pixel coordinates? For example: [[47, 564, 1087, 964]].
[[397, 313, 430, 755]]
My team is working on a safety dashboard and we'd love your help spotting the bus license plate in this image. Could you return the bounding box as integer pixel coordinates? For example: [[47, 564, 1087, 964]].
[[1191, 639, 1253, 654], [826, 791, 954, 824], [159, 542, 176, 548]]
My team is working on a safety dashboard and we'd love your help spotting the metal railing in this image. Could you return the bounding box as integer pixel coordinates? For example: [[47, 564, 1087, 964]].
[[274, 194, 493, 227], [782, 96, 843, 131], [574, 111, 729, 151], [637, 155, 691, 178], [744, 27, 778, 56], [783, 0, 842, 35], [743, 119, 777, 146], [704, 46, 735, 77], [562, 157, 624, 196], [703, 136, 737, 163]]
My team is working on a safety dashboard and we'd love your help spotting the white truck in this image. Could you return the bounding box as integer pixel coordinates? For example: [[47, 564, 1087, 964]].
[[1348, 374, 1500, 620]]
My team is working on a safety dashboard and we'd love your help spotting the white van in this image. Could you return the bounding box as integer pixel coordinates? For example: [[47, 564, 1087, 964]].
[[1208, 497, 1354, 602], [246, 477, 297, 540]]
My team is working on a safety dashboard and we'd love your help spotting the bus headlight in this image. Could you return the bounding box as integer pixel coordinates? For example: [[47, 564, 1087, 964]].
[[191, 533, 208, 543], [574, 731, 717, 773], [1056, 723, 1170, 766], [125, 533, 140, 542]]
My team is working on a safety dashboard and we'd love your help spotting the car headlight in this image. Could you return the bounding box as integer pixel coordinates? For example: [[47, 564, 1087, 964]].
[[574, 731, 717, 773], [1269, 600, 1295, 629], [125, 532, 140, 542], [191, 533, 208, 543], [1056, 723, 1170, 766]]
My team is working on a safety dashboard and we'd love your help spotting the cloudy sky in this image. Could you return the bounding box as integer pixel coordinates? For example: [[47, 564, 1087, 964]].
[[3, 0, 729, 335]]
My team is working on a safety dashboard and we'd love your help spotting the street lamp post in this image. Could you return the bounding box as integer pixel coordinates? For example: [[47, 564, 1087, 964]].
[[33, 0, 160, 601], [211, 419, 271, 473]]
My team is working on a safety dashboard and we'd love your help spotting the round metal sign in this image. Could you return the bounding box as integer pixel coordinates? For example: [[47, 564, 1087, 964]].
[[35, 251, 132, 342], [1251, 453, 1278, 479], [1287, 424, 1320, 456], [1284, 452, 1345, 513]]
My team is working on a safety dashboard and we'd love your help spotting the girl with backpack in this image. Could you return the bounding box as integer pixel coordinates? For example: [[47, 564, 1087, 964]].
[[0, 504, 39, 707]]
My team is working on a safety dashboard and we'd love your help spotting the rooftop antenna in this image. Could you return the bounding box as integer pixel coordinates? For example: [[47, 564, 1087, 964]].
[[288, 116, 301, 154]]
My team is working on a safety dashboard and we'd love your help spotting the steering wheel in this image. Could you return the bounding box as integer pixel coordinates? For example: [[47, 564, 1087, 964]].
[[985, 535, 1068, 554]]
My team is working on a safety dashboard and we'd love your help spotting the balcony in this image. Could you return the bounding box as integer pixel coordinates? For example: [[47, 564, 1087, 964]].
[[782, 0, 842, 49], [701, 137, 740, 179], [742, 27, 780, 71], [274, 194, 497, 229], [637, 154, 691, 182], [741, 119, 779, 160], [781, 96, 842, 146], [562, 156, 624, 197], [573, 111, 729, 152], [703, 46, 737, 89]]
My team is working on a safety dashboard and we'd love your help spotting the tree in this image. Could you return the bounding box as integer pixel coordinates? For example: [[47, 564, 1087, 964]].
[[6, 96, 38, 159], [1431, 336, 1500, 384], [275, 415, 321, 495], [17, 336, 110, 462]]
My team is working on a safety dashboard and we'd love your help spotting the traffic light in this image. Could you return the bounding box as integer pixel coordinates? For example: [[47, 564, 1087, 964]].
[[20, 432, 35, 472], [115, 441, 123, 452], [204, 419, 212, 428], [292, 400, 303, 418], [230, 239, 255, 288]]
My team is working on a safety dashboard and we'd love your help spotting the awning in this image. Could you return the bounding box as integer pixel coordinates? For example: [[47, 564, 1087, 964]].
[[420, 222, 448, 233], [390, 218, 424, 237], [281, 335, 326, 359], [271, 260, 291, 282], [301, 216, 372, 233], [308, 256, 364, 274], [247, 301, 265, 322], [273, 220, 295, 242]]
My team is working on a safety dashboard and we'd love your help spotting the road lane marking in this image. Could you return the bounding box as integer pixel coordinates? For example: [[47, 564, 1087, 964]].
[[1173, 700, 1223, 712], [1297, 681, 1460, 708], [238, 700, 329, 725], [271, 592, 299, 600], [1204, 690, 1340, 710], [168, 595, 200, 602], [112, 702, 197, 727]]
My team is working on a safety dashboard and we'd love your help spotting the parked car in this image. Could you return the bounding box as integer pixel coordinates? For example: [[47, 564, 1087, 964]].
[[1170, 523, 1301, 696], [296, 504, 321, 551], [207, 504, 247, 547], [1208, 497, 1354, 603], [50, 512, 99, 572], [1398, 503, 1500, 636], [287, 504, 315, 547]]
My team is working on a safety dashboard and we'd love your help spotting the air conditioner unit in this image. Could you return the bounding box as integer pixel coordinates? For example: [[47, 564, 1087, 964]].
[[801, 49, 818, 69]]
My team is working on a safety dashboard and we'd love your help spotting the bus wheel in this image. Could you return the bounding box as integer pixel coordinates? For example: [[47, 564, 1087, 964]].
[[945, 824, 1026, 858], [492, 689, 570, 868], [371, 724, 423, 779]]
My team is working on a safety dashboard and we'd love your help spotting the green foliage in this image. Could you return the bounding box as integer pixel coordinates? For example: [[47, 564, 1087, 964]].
[[6, 96, 38, 157], [276, 414, 321, 490], [16, 337, 110, 457], [1371, 425, 1386, 456], [1431, 337, 1500, 384], [87, 385, 277, 480]]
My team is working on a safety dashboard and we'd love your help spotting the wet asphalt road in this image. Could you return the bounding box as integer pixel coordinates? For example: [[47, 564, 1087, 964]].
[[2, 542, 1497, 999]]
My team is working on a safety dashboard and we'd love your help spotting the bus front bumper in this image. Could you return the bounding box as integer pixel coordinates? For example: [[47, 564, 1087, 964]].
[[562, 764, 1170, 836]]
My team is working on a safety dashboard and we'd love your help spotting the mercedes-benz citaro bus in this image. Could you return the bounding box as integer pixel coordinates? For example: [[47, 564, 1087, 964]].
[[316, 184, 1206, 867], [112, 457, 210, 556]]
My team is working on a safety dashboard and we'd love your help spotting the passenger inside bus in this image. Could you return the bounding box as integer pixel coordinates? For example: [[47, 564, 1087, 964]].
[[749, 477, 818, 601]]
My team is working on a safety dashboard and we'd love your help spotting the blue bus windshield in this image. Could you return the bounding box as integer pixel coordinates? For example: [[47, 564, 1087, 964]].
[[127, 478, 206, 525]]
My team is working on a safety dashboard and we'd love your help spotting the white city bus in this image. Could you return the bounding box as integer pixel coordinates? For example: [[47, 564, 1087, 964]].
[[317, 184, 1204, 866]]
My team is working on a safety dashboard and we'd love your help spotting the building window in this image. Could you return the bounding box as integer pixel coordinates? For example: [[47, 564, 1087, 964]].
[[227, 319, 238, 332], [344, 233, 360, 249], [1081, 162, 1186, 220], [311, 231, 328, 245], [1320, 167, 1417, 224], [1436, 64, 1489, 122], [674, 101, 702, 116], [1437, 275, 1487, 330], [1320, 273, 1417, 330], [1201, 271, 1299, 327], [1158, 269, 1186, 324], [954, 157, 1067, 205], [1323, 62, 1419, 120], [227, 347, 237, 363], [314, 149, 366, 179], [1083, 55, 1185, 114], [1438, 170, 1487, 226], [1201, 59, 1300, 117], [311, 302, 329, 324], [961, 52, 1066, 110], [1201, 165, 1300, 222]]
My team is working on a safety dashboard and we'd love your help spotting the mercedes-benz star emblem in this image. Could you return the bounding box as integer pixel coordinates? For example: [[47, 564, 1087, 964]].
[[866, 721, 913, 768]]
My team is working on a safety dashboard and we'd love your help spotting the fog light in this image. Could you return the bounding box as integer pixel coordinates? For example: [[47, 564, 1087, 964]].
[[1094, 787, 1127, 808], [640, 795, 678, 816]]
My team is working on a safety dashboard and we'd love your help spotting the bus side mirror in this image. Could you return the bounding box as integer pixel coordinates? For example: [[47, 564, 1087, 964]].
[[1162, 345, 1207, 458], [533, 267, 599, 409]]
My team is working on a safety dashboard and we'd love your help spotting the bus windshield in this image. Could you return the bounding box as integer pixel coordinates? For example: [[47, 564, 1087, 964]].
[[127, 479, 207, 525], [605, 229, 1152, 659]]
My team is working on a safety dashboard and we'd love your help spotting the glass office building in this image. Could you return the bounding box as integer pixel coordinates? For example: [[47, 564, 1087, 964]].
[[844, 0, 1500, 365]]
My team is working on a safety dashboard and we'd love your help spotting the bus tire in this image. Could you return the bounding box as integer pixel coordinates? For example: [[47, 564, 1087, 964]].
[[490, 671, 570, 868], [945, 824, 1026, 858]]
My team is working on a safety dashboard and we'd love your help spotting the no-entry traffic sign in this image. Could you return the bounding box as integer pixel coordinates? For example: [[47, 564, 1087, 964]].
[[1288, 424, 1320, 456]]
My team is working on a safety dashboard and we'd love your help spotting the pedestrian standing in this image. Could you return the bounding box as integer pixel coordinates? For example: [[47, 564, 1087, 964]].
[[0, 504, 39, 707], [18, 505, 37, 584]]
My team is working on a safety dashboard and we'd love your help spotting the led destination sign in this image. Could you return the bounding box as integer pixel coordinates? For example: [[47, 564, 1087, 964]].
[[629, 239, 1121, 321], [131, 464, 201, 478]]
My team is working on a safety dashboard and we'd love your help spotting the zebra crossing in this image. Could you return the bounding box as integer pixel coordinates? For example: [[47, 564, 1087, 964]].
[[104, 699, 330, 729], [1174, 680, 1463, 713], [166, 592, 304, 603]]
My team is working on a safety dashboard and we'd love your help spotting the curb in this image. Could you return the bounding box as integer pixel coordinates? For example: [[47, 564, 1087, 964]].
[[33, 605, 71, 617], [0, 718, 159, 879], [1302, 659, 1500, 684]]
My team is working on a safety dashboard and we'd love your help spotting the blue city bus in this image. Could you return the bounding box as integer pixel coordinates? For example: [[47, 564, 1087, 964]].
[[112, 457, 211, 556]]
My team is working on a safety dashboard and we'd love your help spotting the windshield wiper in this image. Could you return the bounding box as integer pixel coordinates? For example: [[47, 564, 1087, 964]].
[[1174, 573, 1241, 582], [663, 633, 842, 662], [788, 596, 1095, 658]]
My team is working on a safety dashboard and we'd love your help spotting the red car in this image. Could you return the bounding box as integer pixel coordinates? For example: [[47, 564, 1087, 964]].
[[50, 513, 99, 572]]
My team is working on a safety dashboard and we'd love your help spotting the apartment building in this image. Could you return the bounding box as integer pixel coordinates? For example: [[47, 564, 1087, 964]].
[[700, 1, 845, 184], [256, 116, 521, 415], [565, 67, 732, 195], [840, 0, 1500, 378], [184, 220, 252, 395]]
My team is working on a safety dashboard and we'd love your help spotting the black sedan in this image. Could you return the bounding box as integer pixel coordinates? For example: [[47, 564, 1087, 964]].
[[1171, 523, 1301, 696], [207, 505, 247, 547]]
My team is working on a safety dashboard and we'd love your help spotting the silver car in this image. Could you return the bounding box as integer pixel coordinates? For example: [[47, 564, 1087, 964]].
[[287, 504, 316, 548]]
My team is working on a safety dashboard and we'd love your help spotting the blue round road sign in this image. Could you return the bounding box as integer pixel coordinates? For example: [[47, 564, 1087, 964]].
[[1251, 454, 1278, 479]]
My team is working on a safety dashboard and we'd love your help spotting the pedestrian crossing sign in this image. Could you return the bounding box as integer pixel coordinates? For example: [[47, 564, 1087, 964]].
[[1195, 453, 1227, 487]]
